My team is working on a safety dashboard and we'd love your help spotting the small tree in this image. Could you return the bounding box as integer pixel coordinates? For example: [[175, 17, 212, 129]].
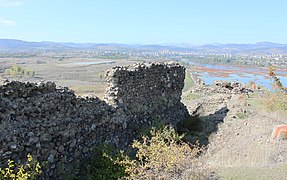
[[268, 66, 287, 93], [5, 65, 35, 77], [262, 66, 287, 114]]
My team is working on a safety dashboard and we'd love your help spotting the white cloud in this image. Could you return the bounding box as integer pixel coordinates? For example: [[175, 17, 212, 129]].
[[0, 17, 16, 26], [0, 0, 23, 7]]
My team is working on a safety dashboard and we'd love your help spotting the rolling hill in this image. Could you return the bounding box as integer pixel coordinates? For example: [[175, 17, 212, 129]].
[[1, 39, 287, 55]]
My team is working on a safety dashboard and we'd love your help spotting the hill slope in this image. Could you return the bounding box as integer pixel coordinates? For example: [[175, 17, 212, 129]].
[[1, 39, 287, 54], [181, 82, 287, 179]]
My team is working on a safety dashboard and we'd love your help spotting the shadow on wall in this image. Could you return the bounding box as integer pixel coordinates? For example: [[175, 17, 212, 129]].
[[178, 107, 229, 147], [0, 62, 189, 178]]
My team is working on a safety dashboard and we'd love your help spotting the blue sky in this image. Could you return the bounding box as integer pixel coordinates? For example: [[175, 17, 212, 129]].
[[0, 0, 286, 44]]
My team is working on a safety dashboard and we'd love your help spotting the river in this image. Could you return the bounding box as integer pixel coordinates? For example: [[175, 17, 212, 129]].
[[191, 63, 287, 90]]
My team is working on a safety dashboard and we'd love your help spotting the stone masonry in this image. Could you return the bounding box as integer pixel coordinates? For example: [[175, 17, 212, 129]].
[[0, 61, 188, 178]]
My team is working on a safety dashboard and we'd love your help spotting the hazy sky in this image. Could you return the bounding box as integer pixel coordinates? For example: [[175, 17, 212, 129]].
[[0, 0, 286, 44]]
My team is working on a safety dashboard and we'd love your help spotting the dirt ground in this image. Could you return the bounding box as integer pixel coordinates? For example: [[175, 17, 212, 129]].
[[181, 87, 287, 179]]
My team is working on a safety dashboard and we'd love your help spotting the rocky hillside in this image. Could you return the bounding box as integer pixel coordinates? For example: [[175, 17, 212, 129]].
[[181, 80, 287, 179]]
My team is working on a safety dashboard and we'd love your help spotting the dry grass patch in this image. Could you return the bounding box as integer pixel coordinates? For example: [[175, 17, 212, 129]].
[[219, 163, 287, 180]]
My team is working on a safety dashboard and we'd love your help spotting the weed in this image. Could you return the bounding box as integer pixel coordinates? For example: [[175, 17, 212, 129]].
[[0, 154, 42, 180]]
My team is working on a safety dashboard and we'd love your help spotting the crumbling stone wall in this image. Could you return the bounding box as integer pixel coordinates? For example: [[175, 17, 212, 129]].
[[105, 62, 188, 127], [0, 81, 128, 178], [0, 62, 188, 178]]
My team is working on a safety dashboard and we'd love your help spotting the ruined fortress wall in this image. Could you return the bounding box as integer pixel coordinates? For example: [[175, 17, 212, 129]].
[[0, 62, 188, 178], [105, 62, 185, 112], [104, 62, 187, 125], [0, 81, 128, 177]]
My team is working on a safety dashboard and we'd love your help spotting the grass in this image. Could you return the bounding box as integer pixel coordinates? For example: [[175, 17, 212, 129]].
[[184, 93, 200, 101], [247, 91, 287, 119], [236, 112, 248, 119], [70, 84, 107, 98], [219, 163, 287, 180], [183, 71, 194, 92], [71, 85, 99, 93]]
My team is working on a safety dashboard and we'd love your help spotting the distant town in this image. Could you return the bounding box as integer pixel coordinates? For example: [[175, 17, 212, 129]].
[[1, 39, 287, 69]]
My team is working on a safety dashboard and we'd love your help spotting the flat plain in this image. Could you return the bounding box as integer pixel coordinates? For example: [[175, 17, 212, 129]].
[[0, 53, 143, 98]]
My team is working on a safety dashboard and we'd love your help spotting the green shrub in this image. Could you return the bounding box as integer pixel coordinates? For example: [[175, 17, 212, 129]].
[[83, 144, 128, 180], [116, 125, 202, 179], [138, 118, 166, 137], [0, 154, 42, 180]]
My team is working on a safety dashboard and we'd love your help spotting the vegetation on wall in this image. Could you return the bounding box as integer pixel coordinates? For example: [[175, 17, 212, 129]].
[[0, 154, 42, 180]]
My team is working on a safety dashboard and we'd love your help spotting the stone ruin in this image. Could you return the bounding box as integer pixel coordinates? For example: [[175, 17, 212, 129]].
[[104, 62, 187, 126], [190, 79, 254, 95], [0, 61, 188, 178]]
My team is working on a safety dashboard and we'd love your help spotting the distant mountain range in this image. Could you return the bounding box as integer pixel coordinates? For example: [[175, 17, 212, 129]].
[[1, 39, 287, 55]]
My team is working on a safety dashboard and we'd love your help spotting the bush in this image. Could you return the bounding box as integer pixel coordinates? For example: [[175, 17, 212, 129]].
[[261, 92, 287, 112], [0, 154, 42, 180], [82, 144, 128, 180], [116, 125, 202, 179], [258, 67, 287, 116], [268, 66, 287, 93]]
